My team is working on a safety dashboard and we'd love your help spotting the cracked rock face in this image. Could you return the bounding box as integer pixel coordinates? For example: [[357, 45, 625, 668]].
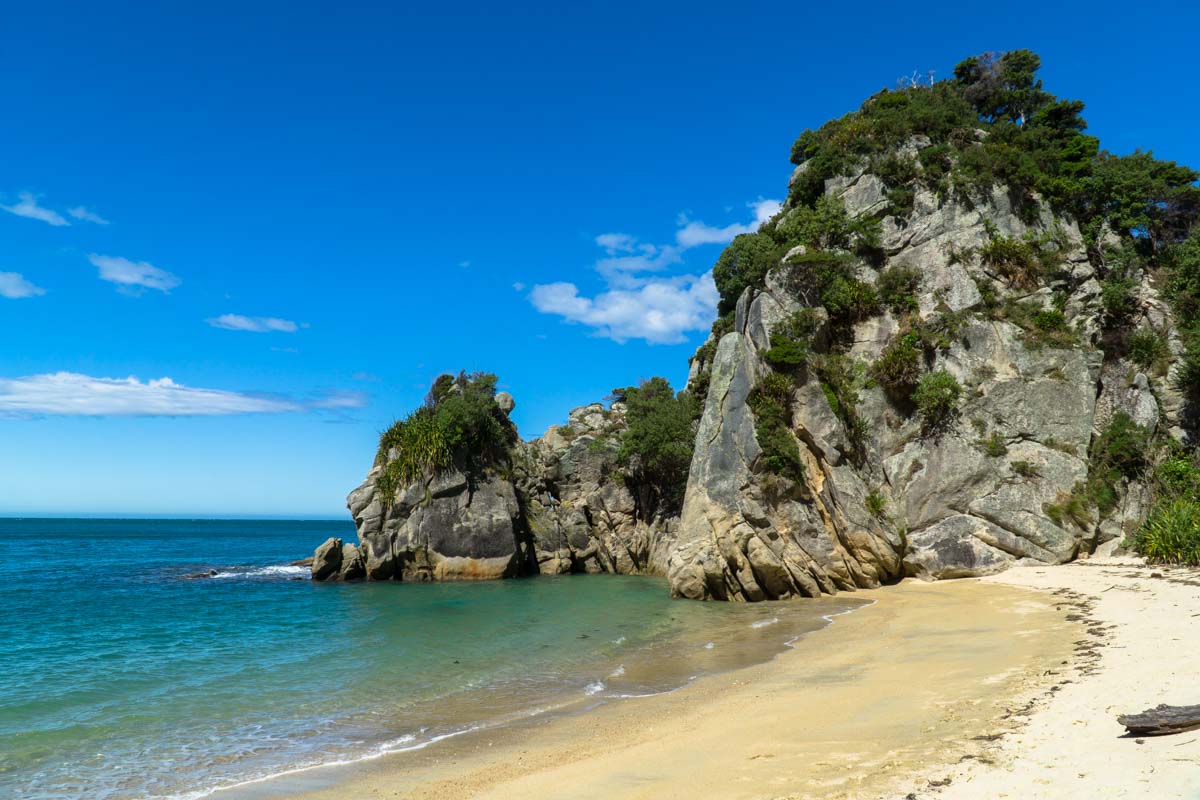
[[322, 399, 676, 582], [668, 177, 1187, 600]]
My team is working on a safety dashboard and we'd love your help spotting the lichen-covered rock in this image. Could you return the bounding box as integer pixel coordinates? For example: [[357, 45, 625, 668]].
[[516, 401, 677, 577]]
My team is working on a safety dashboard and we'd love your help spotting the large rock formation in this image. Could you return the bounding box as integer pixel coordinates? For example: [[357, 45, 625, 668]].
[[322, 396, 675, 582], [667, 165, 1184, 599], [317, 165, 1186, 597], [318, 174, 1185, 596], [316, 63, 1195, 599]]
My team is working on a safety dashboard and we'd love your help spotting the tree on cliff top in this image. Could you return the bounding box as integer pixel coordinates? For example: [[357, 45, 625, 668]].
[[710, 48, 1200, 325]]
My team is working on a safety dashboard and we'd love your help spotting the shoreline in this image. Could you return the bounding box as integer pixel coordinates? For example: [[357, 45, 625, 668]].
[[227, 576, 1078, 800], [222, 559, 1200, 800]]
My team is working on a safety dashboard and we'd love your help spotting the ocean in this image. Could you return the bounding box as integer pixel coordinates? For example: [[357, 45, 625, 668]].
[[0, 518, 866, 799]]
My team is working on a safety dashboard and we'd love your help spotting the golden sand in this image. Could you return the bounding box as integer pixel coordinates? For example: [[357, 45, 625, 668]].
[[260, 577, 1076, 800]]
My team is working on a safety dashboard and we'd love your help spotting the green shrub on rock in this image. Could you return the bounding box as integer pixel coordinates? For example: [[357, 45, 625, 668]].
[[748, 373, 805, 482], [713, 232, 782, 316], [764, 309, 822, 368], [772, 195, 880, 254], [865, 490, 887, 519], [821, 276, 881, 323], [813, 354, 870, 462], [1099, 275, 1137, 326], [1127, 327, 1169, 373], [871, 331, 923, 394], [374, 372, 516, 508], [913, 370, 962, 430], [876, 265, 922, 315], [978, 229, 1064, 289], [1091, 411, 1151, 481]]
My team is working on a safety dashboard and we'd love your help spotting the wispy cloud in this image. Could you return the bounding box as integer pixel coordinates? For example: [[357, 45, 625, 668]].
[[89, 254, 181, 294], [0, 272, 46, 299], [68, 206, 110, 225], [0, 372, 367, 417], [352, 371, 381, 382], [207, 314, 301, 333], [1, 192, 69, 226], [308, 389, 369, 410], [529, 198, 780, 344], [90, 253, 180, 293]]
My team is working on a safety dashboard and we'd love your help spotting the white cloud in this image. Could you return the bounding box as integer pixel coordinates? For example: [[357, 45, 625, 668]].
[[207, 314, 300, 333], [89, 254, 181, 294], [512, 281, 526, 292], [531, 272, 718, 344], [0, 372, 369, 417], [530, 198, 780, 343], [1, 192, 69, 226], [0, 272, 46, 299], [68, 206, 110, 225], [674, 198, 782, 249]]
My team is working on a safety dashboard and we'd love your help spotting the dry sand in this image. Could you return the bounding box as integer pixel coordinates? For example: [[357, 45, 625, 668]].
[[250, 559, 1199, 800], [939, 558, 1200, 799]]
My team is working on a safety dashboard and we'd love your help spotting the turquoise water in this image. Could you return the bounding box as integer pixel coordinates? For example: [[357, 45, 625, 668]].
[[0, 518, 865, 800]]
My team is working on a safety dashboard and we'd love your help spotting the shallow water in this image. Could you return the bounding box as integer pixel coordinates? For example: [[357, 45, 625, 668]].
[[0, 518, 865, 800]]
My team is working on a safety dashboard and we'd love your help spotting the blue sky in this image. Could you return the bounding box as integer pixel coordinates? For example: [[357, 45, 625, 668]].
[[2, 1, 1197, 517]]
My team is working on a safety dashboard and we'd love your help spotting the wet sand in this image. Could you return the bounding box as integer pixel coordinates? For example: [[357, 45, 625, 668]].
[[250, 577, 1077, 800]]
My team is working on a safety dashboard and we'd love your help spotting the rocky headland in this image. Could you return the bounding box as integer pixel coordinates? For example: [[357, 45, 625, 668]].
[[312, 50, 1200, 601]]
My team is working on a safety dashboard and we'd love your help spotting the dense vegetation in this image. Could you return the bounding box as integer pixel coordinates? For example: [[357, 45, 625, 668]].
[[710, 47, 1199, 330], [1130, 455, 1200, 565], [612, 378, 699, 511], [375, 372, 516, 509]]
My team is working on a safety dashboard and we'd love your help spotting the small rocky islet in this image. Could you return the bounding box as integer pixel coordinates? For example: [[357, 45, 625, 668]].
[[313, 49, 1200, 601]]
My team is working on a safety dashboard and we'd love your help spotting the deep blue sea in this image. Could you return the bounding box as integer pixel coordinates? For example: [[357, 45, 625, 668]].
[[0, 518, 865, 800]]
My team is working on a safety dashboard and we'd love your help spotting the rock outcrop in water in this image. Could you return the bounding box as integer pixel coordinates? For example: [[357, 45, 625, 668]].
[[316, 51, 1199, 599], [324, 395, 676, 582]]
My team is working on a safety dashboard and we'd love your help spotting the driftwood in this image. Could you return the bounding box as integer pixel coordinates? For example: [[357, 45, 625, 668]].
[[1118, 704, 1200, 736]]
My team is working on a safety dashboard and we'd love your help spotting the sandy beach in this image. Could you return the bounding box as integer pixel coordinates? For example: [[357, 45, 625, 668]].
[[237, 558, 1200, 800], [940, 558, 1200, 799]]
